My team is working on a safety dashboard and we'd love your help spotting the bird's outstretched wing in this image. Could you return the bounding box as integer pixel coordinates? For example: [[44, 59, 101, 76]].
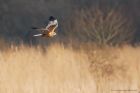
[[32, 26, 56, 34], [32, 27, 48, 31], [33, 34, 42, 37], [47, 25, 57, 33]]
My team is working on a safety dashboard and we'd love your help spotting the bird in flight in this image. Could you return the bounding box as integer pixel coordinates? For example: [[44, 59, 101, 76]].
[[32, 16, 58, 38]]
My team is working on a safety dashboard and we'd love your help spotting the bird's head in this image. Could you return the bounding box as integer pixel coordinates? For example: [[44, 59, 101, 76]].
[[49, 16, 56, 21]]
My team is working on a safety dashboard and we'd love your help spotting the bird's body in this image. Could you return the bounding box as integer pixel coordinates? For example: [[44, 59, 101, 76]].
[[32, 16, 58, 38]]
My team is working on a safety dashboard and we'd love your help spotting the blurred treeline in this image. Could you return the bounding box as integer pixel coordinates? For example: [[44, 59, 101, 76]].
[[0, 0, 140, 45]]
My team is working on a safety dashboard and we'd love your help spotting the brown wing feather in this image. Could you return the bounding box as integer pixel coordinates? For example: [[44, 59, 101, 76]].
[[47, 25, 56, 33], [42, 25, 57, 36]]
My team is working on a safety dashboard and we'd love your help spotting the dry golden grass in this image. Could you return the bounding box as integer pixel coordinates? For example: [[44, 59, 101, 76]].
[[0, 43, 140, 93]]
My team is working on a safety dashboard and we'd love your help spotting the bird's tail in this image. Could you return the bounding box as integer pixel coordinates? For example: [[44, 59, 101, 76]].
[[33, 34, 42, 37]]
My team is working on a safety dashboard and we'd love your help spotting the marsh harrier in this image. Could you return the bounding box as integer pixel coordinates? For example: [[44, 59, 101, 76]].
[[32, 16, 58, 38]]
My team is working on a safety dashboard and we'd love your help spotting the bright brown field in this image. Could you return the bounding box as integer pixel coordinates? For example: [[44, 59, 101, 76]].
[[0, 43, 140, 93]]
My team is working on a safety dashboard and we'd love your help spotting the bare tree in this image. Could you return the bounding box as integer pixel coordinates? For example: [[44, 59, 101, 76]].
[[67, 7, 135, 46]]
